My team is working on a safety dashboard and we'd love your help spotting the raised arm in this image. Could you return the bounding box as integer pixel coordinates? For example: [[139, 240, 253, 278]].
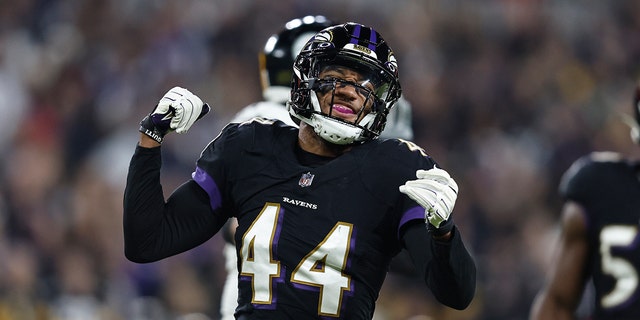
[[123, 87, 226, 263], [400, 166, 476, 309], [402, 223, 476, 310]]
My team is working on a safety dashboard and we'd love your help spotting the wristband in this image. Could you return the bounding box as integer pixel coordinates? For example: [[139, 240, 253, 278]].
[[427, 217, 453, 237], [139, 108, 172, 144]]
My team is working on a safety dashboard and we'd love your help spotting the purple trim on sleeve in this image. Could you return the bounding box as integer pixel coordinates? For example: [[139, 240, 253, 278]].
[[191, 166, 222, 211], [398, 206, 425, 239]]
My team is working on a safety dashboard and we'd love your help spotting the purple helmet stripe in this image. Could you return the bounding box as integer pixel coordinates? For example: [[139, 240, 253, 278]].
[[350, 24, 361, 45], [368, 28, 377, 50]]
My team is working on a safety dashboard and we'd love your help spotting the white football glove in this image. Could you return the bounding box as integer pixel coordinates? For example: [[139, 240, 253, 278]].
[[157, 86, 207, 134], [140, 87, 210, 143], [399, 166, 459, 229]]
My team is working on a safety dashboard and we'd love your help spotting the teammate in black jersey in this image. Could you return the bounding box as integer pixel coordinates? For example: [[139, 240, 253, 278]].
[[530, 84, 640, 320], [124, 22, 476, 319]]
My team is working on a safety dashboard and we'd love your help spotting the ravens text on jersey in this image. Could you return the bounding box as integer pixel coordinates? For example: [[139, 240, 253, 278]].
[[193, 120, 435, 318]]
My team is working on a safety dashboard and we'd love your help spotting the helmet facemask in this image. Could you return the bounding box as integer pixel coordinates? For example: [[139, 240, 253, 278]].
[[290, 63, 395, 144], [308, 76, 381, 144], [288, 23, 402, 145]]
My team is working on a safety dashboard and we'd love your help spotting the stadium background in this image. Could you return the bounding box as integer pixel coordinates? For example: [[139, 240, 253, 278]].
[[0, 1, 639, 319]]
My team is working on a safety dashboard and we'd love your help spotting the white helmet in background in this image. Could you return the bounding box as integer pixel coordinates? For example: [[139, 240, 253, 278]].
[[260, 15, 334, 105], [232, 16, 334, 125], [381, 95, 413, 140]]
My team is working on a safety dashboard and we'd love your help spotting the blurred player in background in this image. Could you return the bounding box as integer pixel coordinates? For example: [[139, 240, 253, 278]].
[[219, 15, 415, 320], [530, 83, 640, 319]]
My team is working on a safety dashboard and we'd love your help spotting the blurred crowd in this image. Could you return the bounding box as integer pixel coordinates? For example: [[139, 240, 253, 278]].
[[0, 0, 639, 319]]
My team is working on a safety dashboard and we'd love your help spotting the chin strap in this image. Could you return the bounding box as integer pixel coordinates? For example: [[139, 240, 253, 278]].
[[310, 114, 364, 145], [310, 91, 381, 144]]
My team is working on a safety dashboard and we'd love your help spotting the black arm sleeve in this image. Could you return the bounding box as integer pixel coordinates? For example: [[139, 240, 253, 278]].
[[401, 221, 476, 310], [123, 145, 228, 263]]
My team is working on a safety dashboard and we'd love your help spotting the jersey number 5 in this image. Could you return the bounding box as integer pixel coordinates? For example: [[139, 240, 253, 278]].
[[600, 225, 639, 309], [239, 203, 353, 317]]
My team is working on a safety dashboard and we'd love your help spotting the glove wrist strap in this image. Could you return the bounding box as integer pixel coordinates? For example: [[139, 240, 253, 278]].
[[139, 115, 165, 144], [427, 218, 453, 237]]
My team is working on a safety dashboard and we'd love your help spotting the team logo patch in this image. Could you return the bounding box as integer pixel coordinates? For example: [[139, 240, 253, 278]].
[[298, 172, 315, 187]]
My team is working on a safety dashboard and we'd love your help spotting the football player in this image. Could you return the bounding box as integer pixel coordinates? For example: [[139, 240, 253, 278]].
[[124, 22, 476, 319], [219, 16, 333, 320], [530, 83, 640, 319], [219, 15, 416, 320]]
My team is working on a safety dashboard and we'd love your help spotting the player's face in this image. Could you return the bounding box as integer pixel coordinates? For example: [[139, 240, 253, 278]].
[[316, 65, 376, 124]]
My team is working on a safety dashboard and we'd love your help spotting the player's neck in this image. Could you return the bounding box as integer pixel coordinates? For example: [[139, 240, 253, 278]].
[[298, 123, 352, 157]]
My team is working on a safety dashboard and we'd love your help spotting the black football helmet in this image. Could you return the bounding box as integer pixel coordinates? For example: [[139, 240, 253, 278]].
[[288, 22, 402, 145], [260, 15, 334, 104]]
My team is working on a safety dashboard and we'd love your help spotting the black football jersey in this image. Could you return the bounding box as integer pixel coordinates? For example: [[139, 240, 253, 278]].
[[193, 119, 437, 319], [560, 152, 640, 319]]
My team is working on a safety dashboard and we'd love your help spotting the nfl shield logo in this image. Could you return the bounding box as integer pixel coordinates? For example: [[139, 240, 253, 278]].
[[298, 172, 315, 187]]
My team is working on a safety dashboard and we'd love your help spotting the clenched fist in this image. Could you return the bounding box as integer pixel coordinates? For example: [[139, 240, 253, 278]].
[[139, 87, 210, 143], [399, 166, 458, 236]]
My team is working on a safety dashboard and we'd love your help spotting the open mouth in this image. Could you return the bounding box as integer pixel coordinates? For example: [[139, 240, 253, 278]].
[[331, 104, 355, 115]]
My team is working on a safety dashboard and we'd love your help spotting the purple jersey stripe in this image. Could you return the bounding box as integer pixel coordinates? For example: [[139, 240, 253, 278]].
[[192, 166, 223, 211], [398, 206, 424, 239]]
